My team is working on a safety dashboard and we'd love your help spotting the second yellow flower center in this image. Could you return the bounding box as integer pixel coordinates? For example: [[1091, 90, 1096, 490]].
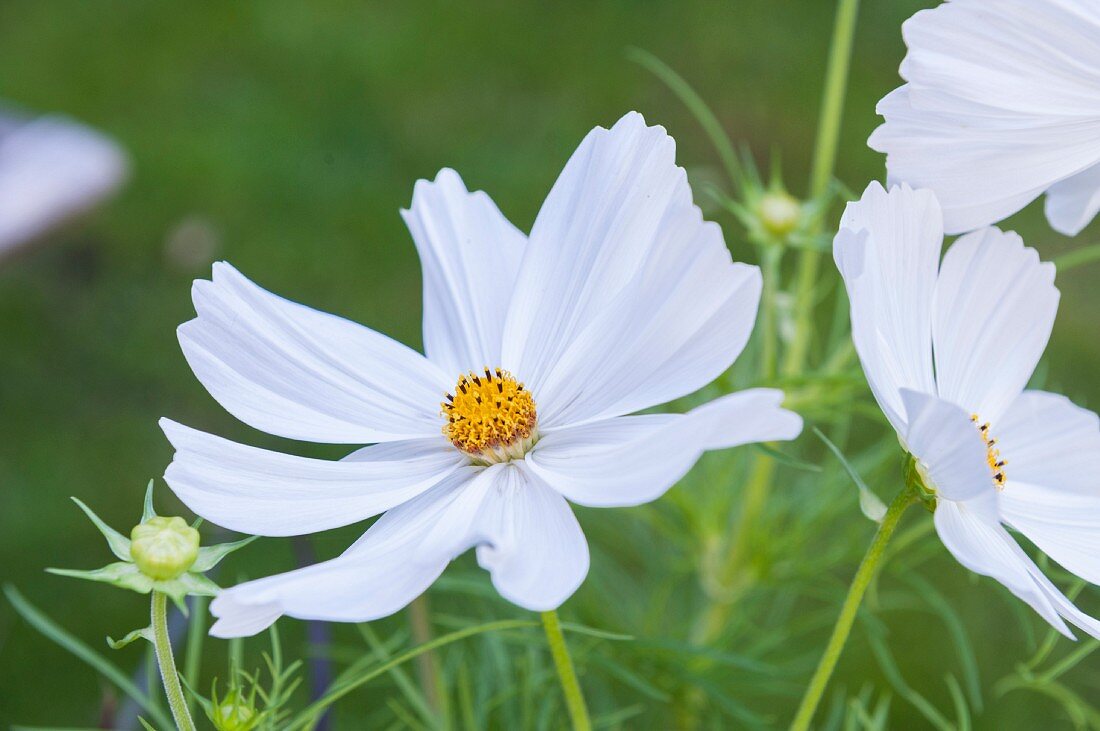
[[971, 415, 1007, 490], [442, 368, 538, 464]]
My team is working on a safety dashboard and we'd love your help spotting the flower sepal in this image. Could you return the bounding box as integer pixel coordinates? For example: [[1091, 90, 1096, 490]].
[[106, 625, 154, 650], [186, 675, 270, 731], [903, 451, 938, 513], [48, 481, 254, 614]]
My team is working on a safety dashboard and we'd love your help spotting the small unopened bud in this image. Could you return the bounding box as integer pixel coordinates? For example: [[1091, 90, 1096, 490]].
[[758, 191, 802, 237], [210, 688, 260, 731], [130, 516, 199, 580]]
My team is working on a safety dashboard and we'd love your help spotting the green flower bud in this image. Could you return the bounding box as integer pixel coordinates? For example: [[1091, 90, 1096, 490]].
[[130, 516, 200, 580], [209, 687, 261, 731], [757, 191, 802, 237]]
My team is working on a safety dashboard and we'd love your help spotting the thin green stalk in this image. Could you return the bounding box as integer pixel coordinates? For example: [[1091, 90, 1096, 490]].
[[691, 454, 775, 645], [151, 592, 196, 731], [1053, 243, 1100, 272], [784, 0, 861, 376], [288, 619, 538, 731], [183, 595, 206, 718], [626, 47, 742, 188], [759, 245, 783, 380], [789, 484, 917, 731], [688, 240, 782, 647], [408, 594, 447, 722], [541, 610, 592, 731]]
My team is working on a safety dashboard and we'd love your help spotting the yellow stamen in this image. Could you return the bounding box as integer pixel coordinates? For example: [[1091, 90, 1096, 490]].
[[970, 414, 1007, 490], [442, 368, 537, 464]]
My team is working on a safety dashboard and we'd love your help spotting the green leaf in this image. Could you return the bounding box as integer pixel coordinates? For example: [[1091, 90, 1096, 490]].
[[107, 625, 154, 649], [3, 585, 173, 729], [559, 622, 634, 641], [901, 573, 983, 713], [625, 47, 741, 188], [813, 427, 888, 522], [137, 719, 158, 731], [47, 562, 154, 595], [150, 571, 221, 614], [285, 618, 540, 731], [867, 629, 954, 731], [70, 497, 131, 561], [192, 535, 258, 573], [165, 571, 221, 597], [142, 479, 157, 522], [751, 442, 824, 474]]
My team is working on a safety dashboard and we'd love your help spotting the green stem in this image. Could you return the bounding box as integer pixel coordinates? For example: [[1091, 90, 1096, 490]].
[[789, 484, 916, 731], [152, 592, 197, 731], [541, 610, 592, 731], [407, 595, 446, 720], [183, 595, 206, 718], [759, 245, 783, 380], [784, 0, 861, 376], [691, 454, 776, 645]]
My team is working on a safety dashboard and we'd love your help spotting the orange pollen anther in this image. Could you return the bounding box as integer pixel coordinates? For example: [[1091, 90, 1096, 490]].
[[442, 368, 538, 464], [970, 414, 1007, 490]]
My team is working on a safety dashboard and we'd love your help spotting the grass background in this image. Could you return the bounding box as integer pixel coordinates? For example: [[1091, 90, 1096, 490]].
[[2, 0, 1100, 727]]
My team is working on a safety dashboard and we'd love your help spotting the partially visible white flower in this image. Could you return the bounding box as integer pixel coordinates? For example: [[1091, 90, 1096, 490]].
[[161, 112, 803, 638], [836, 181, 1100, 639], [0, 109, 128, 256], [869, 0, 1100, 236]]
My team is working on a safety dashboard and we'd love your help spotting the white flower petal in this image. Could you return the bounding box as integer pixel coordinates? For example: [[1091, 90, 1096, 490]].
[[1002, 482, 1100, 588], [526, 389, 802, 508], [869, 0, 1100, 234], [900, 389, 997, 516], [502, 112, 757, 425], [1045, 161, 1100, 236], [536, 253, 760, 428], [209, 470, 478, 637], [180, 262, 451, 443], [932, 228, 1058, 424], [473, 463, 590, 612], [996, 390, 1100, 496], [0, 114, 128, 254], [834, 182, 940, 432], [401, 169, 527, 376], [160, 418, 466, 536], [934, 499, 1075, 639], [995, 390, 1100, 584], [208, 463, 591, 636]]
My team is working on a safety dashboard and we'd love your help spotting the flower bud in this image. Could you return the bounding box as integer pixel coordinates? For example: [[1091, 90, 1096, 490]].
[[757, 191, 802, 237], [129, 516, 200, 580], [209, 688, 260, 731]]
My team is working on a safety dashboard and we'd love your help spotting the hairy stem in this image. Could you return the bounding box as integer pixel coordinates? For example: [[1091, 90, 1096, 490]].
[[789, 484, 916, 731], [152, 592, 196, 731], [541, 610, 591, 731]]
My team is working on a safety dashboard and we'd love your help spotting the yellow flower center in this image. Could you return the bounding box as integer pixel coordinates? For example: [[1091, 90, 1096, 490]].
[[442, 368, 538, 464], [970, 415, 1007, 490]]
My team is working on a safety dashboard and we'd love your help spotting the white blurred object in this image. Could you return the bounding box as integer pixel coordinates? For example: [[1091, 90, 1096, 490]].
[[0, 109, 129, 257]]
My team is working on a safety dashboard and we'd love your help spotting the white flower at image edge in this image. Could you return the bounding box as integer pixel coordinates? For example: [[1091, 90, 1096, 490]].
[[836, 181, 1100, 639], [869, 0, 1100, 236], [160, 112, 803, 638]]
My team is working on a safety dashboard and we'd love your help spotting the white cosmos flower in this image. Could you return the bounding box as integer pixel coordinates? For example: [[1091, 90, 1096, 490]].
[[869, 0, 1100, 236], [836, 181, 1100, 639], [160, 112, 803, 638]]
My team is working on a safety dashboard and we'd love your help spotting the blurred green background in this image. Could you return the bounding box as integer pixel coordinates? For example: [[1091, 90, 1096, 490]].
[[2, 1, 1100, 728]]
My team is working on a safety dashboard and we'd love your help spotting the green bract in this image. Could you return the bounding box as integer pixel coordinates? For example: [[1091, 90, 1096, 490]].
[[48, 480, 255, 614], [209, 686, 262, 731]]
